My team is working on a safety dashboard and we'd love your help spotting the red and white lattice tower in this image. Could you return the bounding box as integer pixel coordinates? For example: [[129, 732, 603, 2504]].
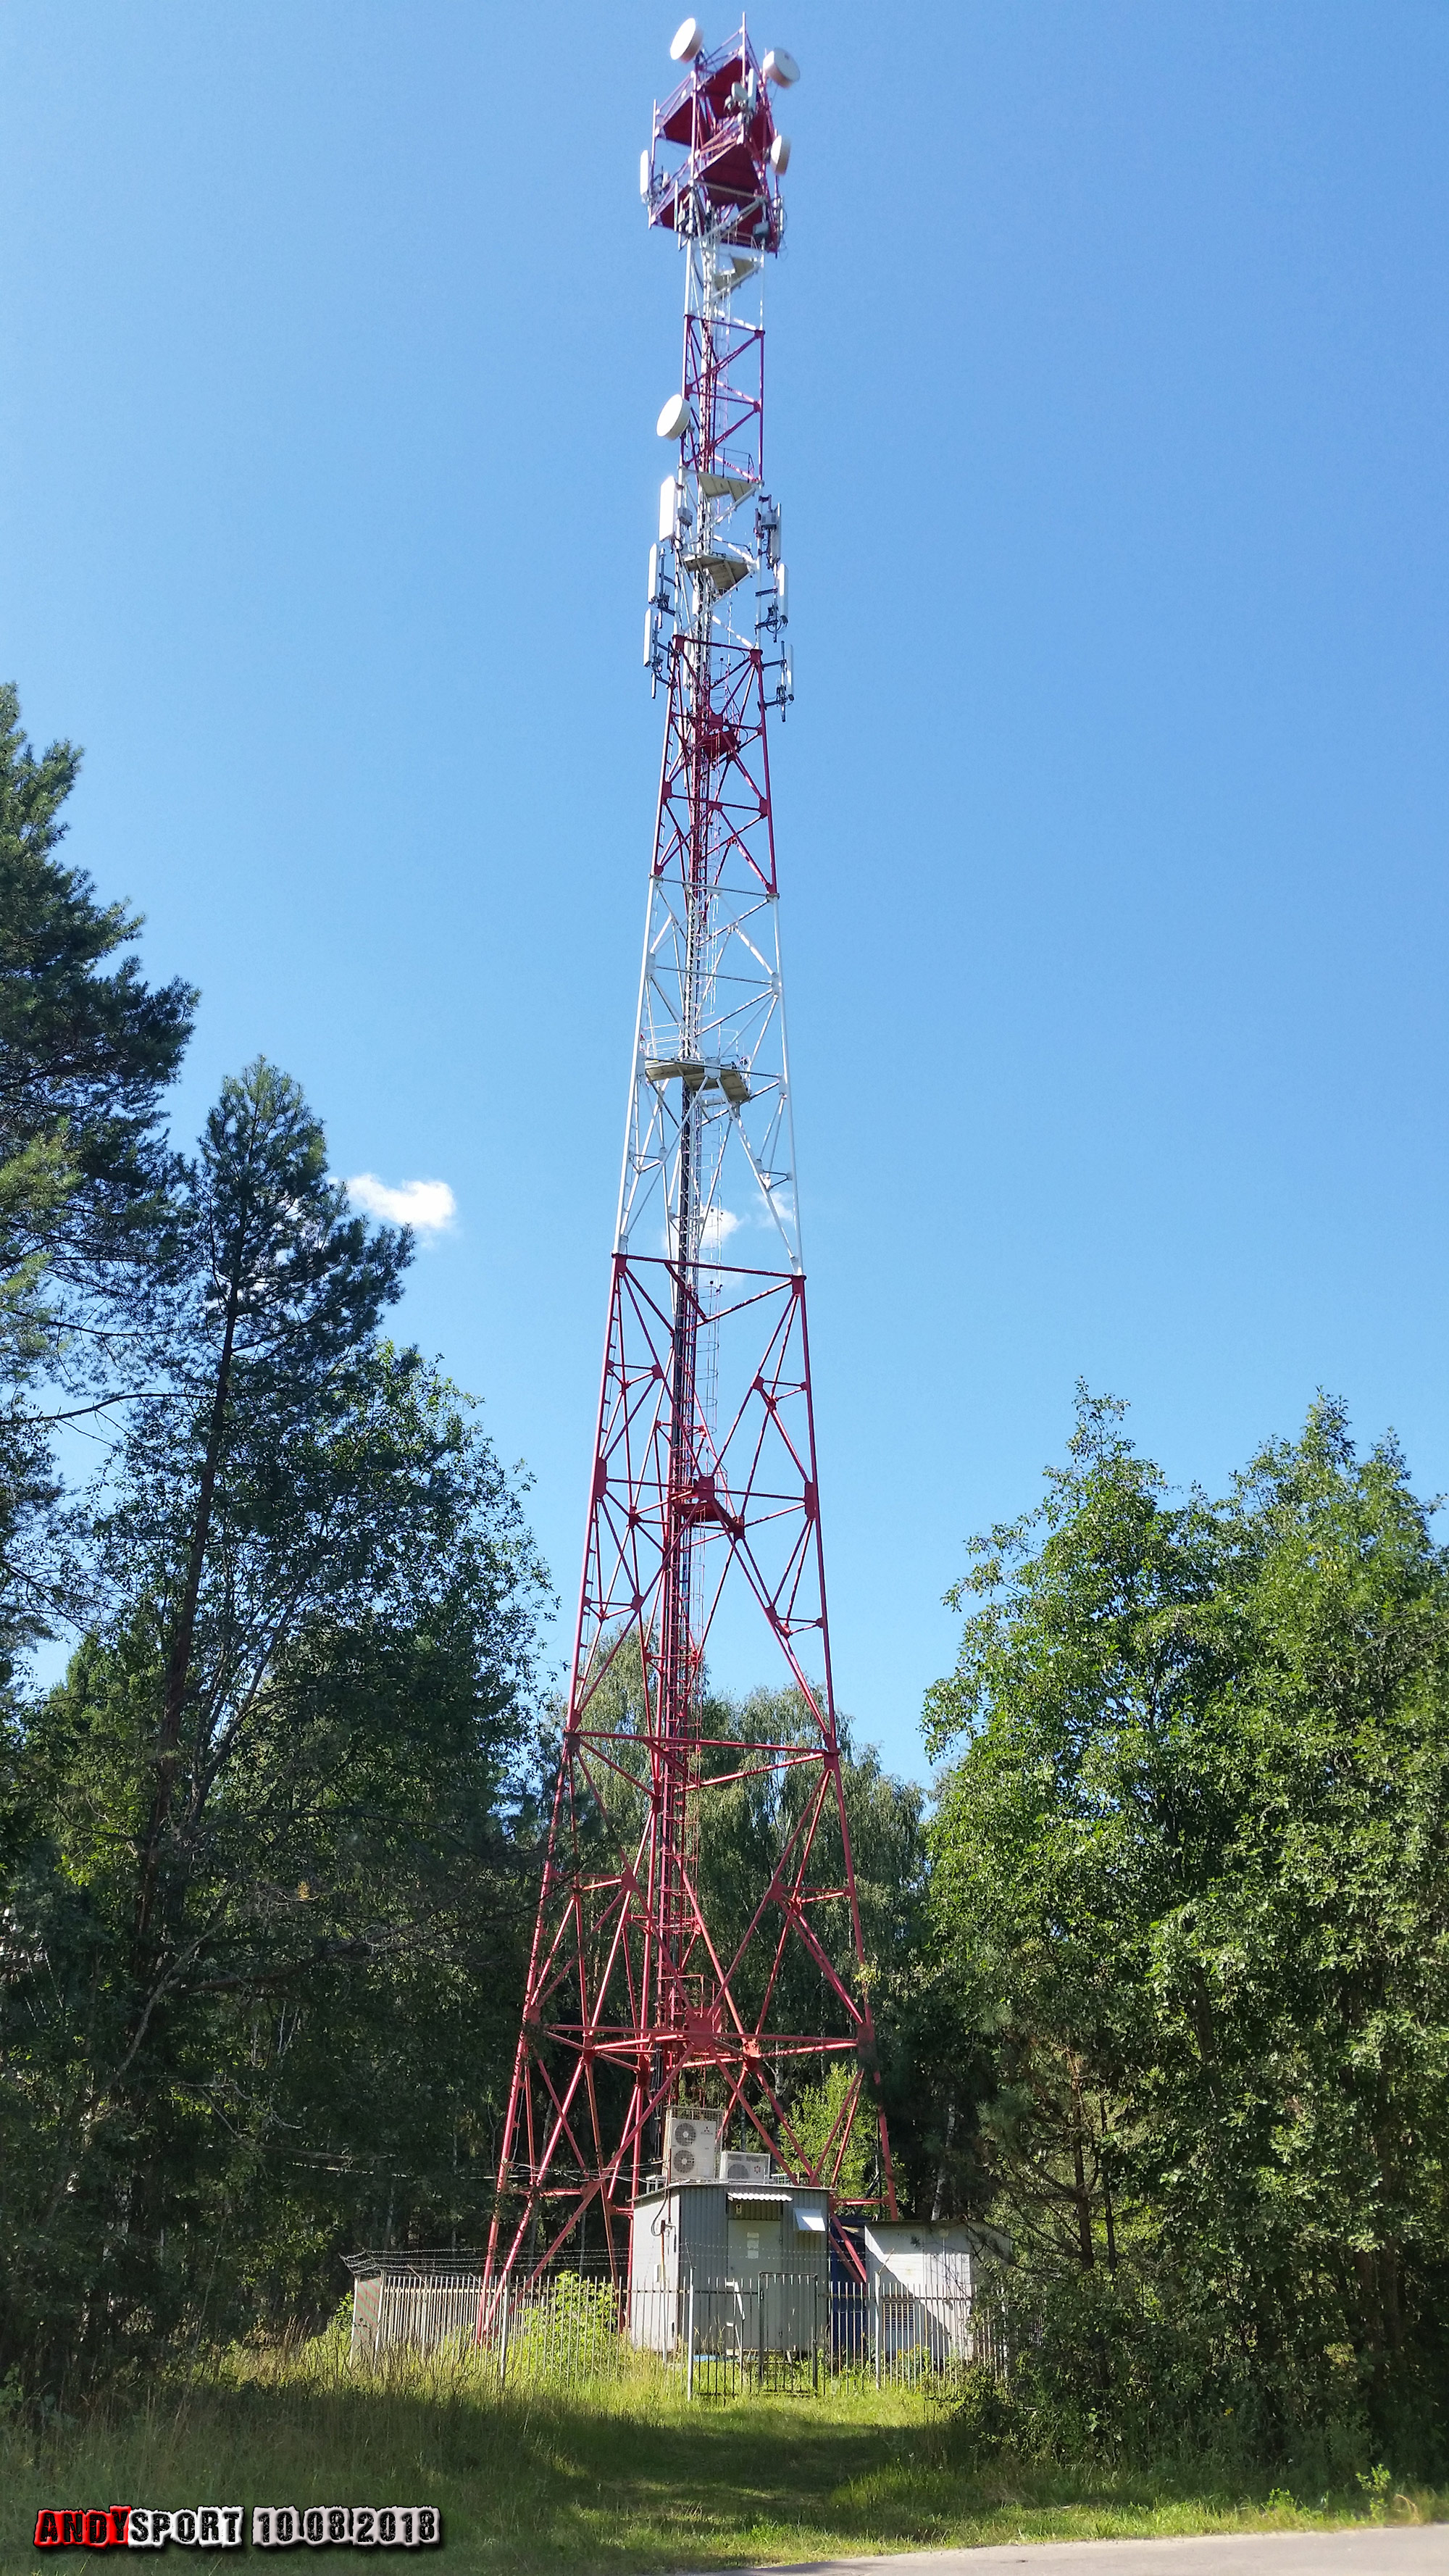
[[485, 18, 895, 2289]]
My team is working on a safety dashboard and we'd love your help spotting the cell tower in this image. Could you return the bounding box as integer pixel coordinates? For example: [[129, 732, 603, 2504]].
[[485, 16, 895, 2290]]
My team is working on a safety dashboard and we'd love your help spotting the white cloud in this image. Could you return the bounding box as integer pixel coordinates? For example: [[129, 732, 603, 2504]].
[[663, 1206, 750, 1259], [346, 1173, 457, 1235], [698, 1205, 742, 1255]]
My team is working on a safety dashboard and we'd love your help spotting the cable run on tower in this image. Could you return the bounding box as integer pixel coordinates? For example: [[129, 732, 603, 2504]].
[[485, 16, 893, 2302]]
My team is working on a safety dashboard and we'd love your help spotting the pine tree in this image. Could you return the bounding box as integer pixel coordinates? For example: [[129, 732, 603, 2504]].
[[1, 1063, 549, 2391], [0, 683, 194, 1679]]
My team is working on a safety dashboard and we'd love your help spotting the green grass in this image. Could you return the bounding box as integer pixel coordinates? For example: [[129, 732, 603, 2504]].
[[3, 2334, 1443, 2575]]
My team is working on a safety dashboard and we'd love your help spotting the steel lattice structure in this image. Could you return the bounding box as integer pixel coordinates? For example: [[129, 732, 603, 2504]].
[[485, 20, 895, 2291]]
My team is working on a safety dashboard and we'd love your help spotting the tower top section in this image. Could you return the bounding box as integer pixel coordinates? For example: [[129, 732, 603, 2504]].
[[643, 19, 798, 253]]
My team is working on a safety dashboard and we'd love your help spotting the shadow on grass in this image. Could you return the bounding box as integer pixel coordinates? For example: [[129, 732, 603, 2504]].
[[2, 2353, 1443, 2574]]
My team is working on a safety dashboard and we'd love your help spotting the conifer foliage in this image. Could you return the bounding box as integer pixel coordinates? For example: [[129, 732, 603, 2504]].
[[0, 691, 549, 2393], [0, 685, 193, 1680]]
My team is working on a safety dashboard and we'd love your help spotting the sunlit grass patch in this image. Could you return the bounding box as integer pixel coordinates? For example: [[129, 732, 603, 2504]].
[[2, 2327, 1444, 2574]]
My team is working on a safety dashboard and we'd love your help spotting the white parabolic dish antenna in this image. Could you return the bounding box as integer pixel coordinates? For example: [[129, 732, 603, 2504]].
[[670, 17, 705, 60], [763, 47, 800, 86], [656, 392, 691, 441]]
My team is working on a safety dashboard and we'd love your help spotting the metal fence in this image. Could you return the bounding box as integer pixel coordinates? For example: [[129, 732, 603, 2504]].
[[660, 2273, 1001, 2397], [352, 2259, 1005, 2398], [351, 2264, 632, 2380], [351, 2269, 480, 2364]]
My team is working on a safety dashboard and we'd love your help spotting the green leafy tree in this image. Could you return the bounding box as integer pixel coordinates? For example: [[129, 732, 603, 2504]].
[[927, 1390, 1449, 2459], [790, 2057, 873, 2198], [687, 1683, 927, 2198], [517, 1650, 929, 2206]]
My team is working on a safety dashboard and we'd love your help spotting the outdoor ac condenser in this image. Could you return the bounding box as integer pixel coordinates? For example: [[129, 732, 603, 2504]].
[[720, 2151, 774, 2187], [664, 2112, 719, 2183]]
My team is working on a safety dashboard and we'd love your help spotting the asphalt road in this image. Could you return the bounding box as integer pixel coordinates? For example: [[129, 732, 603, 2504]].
[[716, 2529, 1447, 2576]]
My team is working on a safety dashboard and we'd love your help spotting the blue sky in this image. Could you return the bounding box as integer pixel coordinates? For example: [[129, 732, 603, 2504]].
[[5, 2, 1449, 1780]]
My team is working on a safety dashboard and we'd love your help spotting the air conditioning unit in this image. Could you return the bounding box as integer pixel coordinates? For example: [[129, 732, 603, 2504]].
[[664, 2112, 719, 2184], [721, 2151, 774, 2187]]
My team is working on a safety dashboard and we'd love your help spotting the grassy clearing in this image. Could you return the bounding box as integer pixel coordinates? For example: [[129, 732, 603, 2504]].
[[3, 2334, 1442, 2575]]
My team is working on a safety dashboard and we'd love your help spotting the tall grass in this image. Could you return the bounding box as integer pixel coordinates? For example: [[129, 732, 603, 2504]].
[[3, 2319, 1443, 2575]]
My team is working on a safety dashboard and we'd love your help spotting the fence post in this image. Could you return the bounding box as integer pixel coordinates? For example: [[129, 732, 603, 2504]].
[[812, 2277, 819, 2396], [686, 2278, 696, 2401], [498, 2283, 511, 2390], [872, 2269, 881, 2390]]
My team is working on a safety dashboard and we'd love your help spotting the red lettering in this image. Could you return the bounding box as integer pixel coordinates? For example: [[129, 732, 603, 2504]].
[[33, 2512, 61, 2548], [82, 2511, 111, 2547], [108, 2510, 131, 2543], [59, 2514, 83, 2546]]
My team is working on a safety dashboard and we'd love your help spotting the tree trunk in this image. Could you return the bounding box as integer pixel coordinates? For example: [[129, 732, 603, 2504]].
[[1382, 2241, 1402, 2351], [931, 2096, 956, 2225], [133, 1285, 240, 1963], [1072, 2068, 1094, 2267]]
